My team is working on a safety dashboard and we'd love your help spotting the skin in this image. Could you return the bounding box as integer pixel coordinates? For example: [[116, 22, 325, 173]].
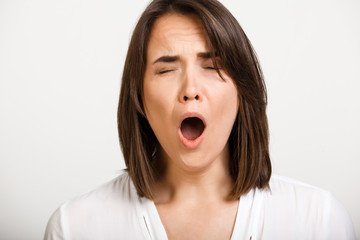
[[143, 13, 240, 240]]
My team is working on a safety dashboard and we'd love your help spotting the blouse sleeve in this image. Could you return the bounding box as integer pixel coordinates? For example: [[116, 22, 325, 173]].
[[325, 194, 356, 240], [43, 205, 67, 240]]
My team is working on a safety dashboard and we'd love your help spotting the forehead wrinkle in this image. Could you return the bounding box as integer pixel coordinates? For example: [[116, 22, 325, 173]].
[[153, 29, 206, 53], [154, 13, 205, 38], [148, 14, 209, 59]]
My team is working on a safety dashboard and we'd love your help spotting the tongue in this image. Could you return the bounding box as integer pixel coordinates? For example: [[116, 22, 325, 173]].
[[180, 117, 205, 140]]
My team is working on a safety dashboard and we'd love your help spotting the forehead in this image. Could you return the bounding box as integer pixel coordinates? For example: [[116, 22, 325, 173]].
[[151, 13, 204, 37], [147, 13, 209, 55]]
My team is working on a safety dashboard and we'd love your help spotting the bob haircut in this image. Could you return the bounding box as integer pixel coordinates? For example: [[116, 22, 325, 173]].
[[118, 0, 271, 200]]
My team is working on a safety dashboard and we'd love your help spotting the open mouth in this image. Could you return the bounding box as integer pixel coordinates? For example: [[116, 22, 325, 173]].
[[180, 117, 205, 141]]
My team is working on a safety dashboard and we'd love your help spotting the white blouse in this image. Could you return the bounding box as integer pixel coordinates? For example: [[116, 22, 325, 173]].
[[44, 171, 356, 240]]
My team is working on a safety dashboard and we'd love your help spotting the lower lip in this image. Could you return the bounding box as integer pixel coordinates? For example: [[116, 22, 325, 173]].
[[177, 127, 205, 149]]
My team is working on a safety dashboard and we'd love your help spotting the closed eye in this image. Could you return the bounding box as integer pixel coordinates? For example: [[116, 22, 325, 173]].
[[203, 66, 220, 70], [157, 69, 175, 74]]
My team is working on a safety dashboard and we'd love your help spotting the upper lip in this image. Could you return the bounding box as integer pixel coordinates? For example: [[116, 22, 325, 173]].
[[178, 112, 207, 129]]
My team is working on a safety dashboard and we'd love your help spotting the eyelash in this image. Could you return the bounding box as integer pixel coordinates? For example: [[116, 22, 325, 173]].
[[157, 66, 220, 75], [158, 69, 174, 75], [203, 66, 216, 70]]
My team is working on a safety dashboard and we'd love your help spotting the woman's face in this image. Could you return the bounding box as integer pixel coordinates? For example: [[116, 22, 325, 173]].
[[143, 13, 239, 172]]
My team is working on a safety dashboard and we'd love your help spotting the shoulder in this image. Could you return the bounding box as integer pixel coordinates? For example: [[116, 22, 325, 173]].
[[265, 175, 339, 222], [44, 171, 145, 240], [63, 171, 136, 213], [259, 174, 356, 239], [268, 174, 332, 201]]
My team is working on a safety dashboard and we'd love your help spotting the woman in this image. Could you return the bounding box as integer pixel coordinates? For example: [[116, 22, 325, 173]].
[[44, 0, 355, 239]]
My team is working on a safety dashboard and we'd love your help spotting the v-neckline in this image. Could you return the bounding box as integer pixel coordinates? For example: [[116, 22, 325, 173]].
[[141, 196, 244, 240], [131, 172, 265, 240]]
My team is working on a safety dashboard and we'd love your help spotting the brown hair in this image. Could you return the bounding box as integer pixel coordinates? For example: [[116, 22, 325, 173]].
[[117, 0, 271, 199]]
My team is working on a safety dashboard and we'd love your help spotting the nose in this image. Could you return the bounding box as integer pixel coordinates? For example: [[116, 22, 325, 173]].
[[179, 68, 201, 103]]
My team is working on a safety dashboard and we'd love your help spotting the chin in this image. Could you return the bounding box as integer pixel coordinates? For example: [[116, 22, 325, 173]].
[[175, 151, 220, 172], [158, 137, 229, 174]]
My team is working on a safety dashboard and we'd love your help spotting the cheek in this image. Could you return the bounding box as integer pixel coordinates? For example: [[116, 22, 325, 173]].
[[210, 82, 239, 133], [144, 85, 161, 117], [144, 85, 164, 124], [143, 78, 176, 129]]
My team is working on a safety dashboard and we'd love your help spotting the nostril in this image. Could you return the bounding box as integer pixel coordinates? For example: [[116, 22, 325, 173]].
[[183, 95, 199, 101]]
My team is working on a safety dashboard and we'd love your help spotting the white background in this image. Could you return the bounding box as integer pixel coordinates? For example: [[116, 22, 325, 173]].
[[0, 0, 359, 239]]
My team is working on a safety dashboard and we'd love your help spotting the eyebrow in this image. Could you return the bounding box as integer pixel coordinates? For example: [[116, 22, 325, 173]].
[[198, 52, 212, 59], [198, 52, 220, 59], [152, 56, 179, 64], [152, 52, 219, 64]]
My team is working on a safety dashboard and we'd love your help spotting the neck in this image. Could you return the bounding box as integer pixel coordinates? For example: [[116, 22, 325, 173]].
[[153, 146, 234, 204]]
